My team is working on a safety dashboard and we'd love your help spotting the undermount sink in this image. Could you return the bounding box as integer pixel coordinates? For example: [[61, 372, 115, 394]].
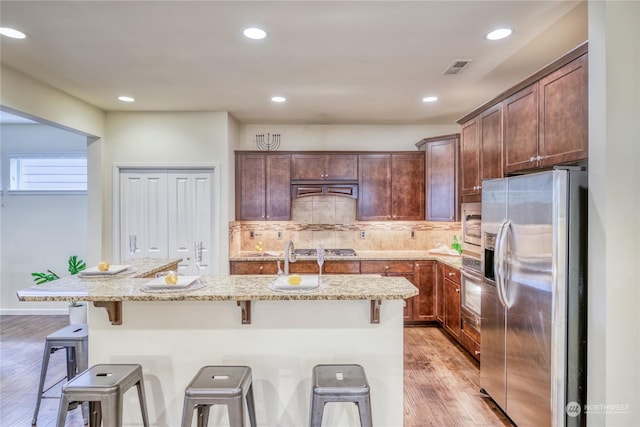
[[244, 251, 281, 257]]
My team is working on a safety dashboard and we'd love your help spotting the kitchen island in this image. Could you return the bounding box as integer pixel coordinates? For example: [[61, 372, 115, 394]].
[[17, 259, 417, 427]]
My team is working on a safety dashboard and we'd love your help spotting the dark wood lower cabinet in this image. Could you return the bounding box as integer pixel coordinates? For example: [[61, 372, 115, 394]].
[[443, 276, 461, 339], [460, 307, 481, 361], [411, 261, 436, 322], [230, 260, 360, 275], [230, 258, 478, 358]]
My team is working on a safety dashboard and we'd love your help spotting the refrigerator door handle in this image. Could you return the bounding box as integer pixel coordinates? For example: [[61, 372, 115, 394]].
[[497, 220, 512, 309], [494, 219, 509, 308]]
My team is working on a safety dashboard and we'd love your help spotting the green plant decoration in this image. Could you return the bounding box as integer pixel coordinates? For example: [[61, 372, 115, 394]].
[[68, 255, 87, 275], [31, 270, 60, 284], [31, 255, 87, 306]]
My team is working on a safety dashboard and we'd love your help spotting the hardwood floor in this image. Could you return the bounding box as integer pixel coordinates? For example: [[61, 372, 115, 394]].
[[1, 316, 512, 426], [403, 326, 513, 426]]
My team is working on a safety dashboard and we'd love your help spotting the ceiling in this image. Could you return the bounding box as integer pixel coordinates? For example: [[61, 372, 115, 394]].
[[0, 1, 587, 125]]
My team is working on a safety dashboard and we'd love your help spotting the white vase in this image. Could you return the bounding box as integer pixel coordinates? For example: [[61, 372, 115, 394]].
[[69, 303, 87, 324]]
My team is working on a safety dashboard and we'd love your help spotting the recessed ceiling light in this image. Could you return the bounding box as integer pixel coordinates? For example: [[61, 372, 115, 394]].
[[271, 96, 286, 103], [0, 27, 27, 39], [422, 96, 438, 103], [118, 96, 135, 102], [243, 27, 267, 40], [486, 28, 512, 41]]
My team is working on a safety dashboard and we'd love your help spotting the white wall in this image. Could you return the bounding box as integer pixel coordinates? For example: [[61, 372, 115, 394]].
[[1, 65, 105, 138], [238, 124, 459, 151], [0, 124, 88, 313], [588, 1, 640, 425], [103, 111, 233, 273]]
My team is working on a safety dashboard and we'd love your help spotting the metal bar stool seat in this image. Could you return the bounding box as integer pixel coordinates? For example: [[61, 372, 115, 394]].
[[56, 364, 150, 427], [33, 323, 89, 425], [181, 365, 257, 427], [309, 364, 373, 427]]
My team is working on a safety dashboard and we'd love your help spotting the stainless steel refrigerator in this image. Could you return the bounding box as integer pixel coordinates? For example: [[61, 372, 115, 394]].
[[481, 168, 587, 427]]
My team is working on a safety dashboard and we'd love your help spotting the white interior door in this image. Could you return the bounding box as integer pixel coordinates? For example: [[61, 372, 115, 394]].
[[167, 170, 213, 275], [120, 170, 168, 261], [119, 169, 214, 274]]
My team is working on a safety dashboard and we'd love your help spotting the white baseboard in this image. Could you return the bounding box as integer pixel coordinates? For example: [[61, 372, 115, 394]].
[[0, 308, 68, 316]]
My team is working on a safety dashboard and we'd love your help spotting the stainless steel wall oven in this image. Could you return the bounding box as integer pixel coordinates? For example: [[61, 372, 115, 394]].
[[460, 202, 482, 317]]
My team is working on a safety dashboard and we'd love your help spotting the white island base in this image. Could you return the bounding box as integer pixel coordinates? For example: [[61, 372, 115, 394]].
[[88, 299, 405, 427]]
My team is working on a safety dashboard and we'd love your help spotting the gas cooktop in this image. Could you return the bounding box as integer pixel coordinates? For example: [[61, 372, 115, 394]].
[[294, 248, 357, 257]]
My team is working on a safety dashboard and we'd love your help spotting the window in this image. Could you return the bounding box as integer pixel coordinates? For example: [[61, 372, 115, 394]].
[[9, 154, 87, 192]]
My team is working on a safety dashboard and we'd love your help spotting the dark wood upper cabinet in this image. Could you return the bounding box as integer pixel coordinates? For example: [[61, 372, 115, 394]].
[[358, 154, 392, 220], [460, 44, 588, 180], [504, 55, 588, 173], [357, 153, 424, 221], [460, 104, 502, 199], [504, 83, 539, 173], [235, 153, 291, 221], [480, 103, 503, 185], [538, 54, 588, 168], [391, 154, 425, 221], [291, 153, 358, 181], [460, 118, 480, 196], [418, 134, 459, 221]]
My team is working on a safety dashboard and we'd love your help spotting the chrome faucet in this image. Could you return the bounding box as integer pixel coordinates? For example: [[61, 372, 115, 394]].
[[284, 240, 297, 275]]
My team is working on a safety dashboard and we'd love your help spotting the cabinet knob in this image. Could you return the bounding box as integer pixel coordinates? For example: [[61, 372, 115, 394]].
[[259, 266, 263, 272], [455, 288, 460, 293], [448, 272, 456, 276], [475, 351, 481, 355]]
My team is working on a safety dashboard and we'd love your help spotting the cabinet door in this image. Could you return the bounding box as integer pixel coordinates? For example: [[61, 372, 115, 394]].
[[538, 54, 588, 167], [412, 261, 436, 321], [236, 154, 266, 220], [426, 137, 459, 221], [443, 278, 461, 339], [391, 154, 425, 221], [291, 154, 325, 180], [480, 103, 503, 184], [325, 154, 358, 180], [265, 154, 291, 220], [460, 118, 480, 196], [504, 83, 539, 173], [358, 154, 392, 220], [436, 263, 445, 324]]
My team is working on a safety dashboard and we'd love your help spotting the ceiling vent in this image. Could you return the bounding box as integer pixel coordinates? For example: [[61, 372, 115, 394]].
[[443, 59, 472, 75]]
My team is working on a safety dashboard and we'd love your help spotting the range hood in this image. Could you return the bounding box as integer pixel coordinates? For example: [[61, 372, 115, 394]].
[[291, 183, 358, 199]]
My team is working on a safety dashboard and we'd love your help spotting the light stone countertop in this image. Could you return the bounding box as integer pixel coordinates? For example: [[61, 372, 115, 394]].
[[230, 250, 462, 269], [16, 260, 418, 303]]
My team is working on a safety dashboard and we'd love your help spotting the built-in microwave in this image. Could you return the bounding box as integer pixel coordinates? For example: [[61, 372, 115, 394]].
[[461, 202, 482, 249]]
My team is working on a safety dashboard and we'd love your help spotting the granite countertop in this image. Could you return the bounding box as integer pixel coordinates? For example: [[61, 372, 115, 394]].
[[16, 260, 418, 303], [230, 250, 462, 269]]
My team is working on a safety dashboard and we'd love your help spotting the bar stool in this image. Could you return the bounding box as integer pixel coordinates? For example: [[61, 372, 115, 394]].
[[33, 323, 89, 425], [181, 365, 257, 427], [309, 364, 373, 427], [56, 364, 150, 427]]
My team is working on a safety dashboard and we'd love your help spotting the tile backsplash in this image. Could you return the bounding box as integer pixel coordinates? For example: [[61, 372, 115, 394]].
[[230, 196, 461, 253]]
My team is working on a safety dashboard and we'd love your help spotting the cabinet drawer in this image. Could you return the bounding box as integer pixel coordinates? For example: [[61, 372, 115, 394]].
[[230, 261, 278, 275], [360, 260, 415, 274], [442, 264, 460, 284], [460, 328, 481, 361], [290, 261, 361, 274]]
